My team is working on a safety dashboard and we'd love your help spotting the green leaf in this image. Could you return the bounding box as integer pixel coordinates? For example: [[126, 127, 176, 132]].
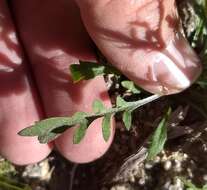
[[116, 96, 128, 107], [0, 176, 31, 190], [123, 111, 132, 131], [18, 118, 71, 137], [92, 100, 106, 113], [179, 177, 204, 190], [70, 62, 105, 82], [19, 112, 89, 143], [147, 108, 172, 161], [70, 61, 120, 82], [19, 94, 161, 144], [0, 161, 16, 176], [121, 81, 141, 94], [179, 0, 207, 88], [73, 120, 88, 144], [102, 114, 111, 141]]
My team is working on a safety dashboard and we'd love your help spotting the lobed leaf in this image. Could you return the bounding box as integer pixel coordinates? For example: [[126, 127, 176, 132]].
[[19, 95, 161, 144], [116, 96, 128, 107], [121, 81, 141, 94], [123, 110, 132, 131], [73, 120, 88, 144], [19, 112, 89, 143], [102, 114, 112, 141], [70, 61, 120, 83], [147, 108, 171, 161], [92, 100, 106, 113]]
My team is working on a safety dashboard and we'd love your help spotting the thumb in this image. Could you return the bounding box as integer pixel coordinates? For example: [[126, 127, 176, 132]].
[[76, 0, 202, 95]]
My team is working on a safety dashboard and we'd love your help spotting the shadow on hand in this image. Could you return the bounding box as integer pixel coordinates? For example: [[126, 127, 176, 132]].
[[10, 0, 109, 116], [0, 4, 29, 97]]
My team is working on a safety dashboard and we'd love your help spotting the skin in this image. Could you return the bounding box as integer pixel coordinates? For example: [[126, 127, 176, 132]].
[[0, 0, 202, 165], [0, 0, 52, 165], [77, 0, 202, 94]]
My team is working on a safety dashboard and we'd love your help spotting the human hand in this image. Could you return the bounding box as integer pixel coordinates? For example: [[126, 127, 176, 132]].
[[0, 0, 201, 165]]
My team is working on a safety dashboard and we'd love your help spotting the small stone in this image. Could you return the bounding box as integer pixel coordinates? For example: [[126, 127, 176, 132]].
[[174, 160, 182, 172], [139, 178, 146, 186], [145, 163, 153, 169], [110, 184, 133, 190], [187, 168, 194, 178], [178, 112, 184, 120], [164, 161, 172, 171], [203, 174, 207, 181], [153, 156, 161, 163], [163, 180, 171, 189], [129, 174, 135, 183], [169, 186, 183, 190], [161, 154, 168, 162], [175, 178, 182, 187], [183, 154, 188, 159]]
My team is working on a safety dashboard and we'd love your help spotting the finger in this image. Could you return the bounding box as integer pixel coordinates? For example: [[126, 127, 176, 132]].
[[76, 0, 202, 95], [11, 0, 115, 163], [0, 0, 52, 165]]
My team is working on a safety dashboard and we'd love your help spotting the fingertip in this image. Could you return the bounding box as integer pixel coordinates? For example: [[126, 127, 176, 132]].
[[55, 117, 115, 163], [0, 0, 53, 166], [134, 32, 202, 95], [77, 0, 202, 95], [1, 140, 53, 166]]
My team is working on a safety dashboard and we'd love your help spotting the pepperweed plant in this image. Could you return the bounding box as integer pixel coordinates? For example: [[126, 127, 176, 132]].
[[18, 0, 207, 160]]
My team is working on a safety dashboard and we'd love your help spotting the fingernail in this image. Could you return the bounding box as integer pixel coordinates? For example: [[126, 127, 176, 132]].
[[147, 32, 202, 95]]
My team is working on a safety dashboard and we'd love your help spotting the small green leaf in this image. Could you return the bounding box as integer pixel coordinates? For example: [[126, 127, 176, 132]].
[[121, 81, 141, 94], [70, 62, 105, 82], [70, 61, 120, 82], [0, 176, 31, 190], [123, 111, 132, 130], [73, 120, 88, 144], [102, 114, 111, 141], [0, 160, 16, 176], [116, 96, 128, 107], [92, 100, 106, 113], [19, 112, 89, 143], [179, 177, 204, 190], [147, 108, 172, 161], [203, 184, 207, 190]]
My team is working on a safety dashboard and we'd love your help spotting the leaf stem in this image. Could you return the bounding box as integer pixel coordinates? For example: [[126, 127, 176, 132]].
[[86, 94, 161, 119]]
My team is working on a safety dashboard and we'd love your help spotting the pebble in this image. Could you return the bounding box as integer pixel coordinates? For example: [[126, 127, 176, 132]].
[[111, 184, 133, 190], [138, 178, 146, 186], [22, 159, 51, 181], [154, 156, 161, 163], [175, 178, 182, 187], [163, 180, 171, 189], [203, 174, 207, 181], [174, 160, 182, 172], [178, 112, 185, 120], [129, 174, 135, 183], [169, 187, 183, 190], [145, 162, 154, 170], [187, 168, 194, 178], [164, 161, 172, 171], [183, 154, 188, 159]]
